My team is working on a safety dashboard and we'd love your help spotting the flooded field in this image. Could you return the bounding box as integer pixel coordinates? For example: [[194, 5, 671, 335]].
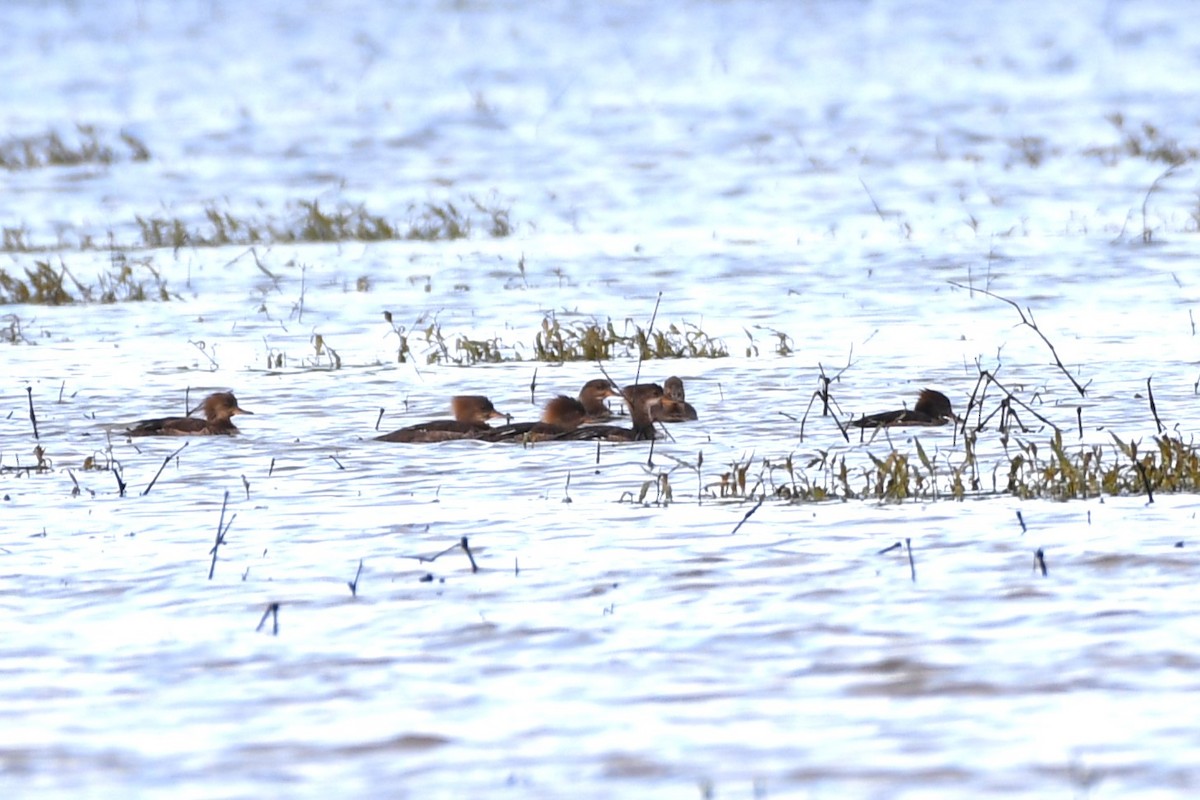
[[3, 1, 1200, 797]]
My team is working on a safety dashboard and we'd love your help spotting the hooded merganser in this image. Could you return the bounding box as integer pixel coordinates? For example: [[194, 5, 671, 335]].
[[851, 389, 955, 428], [127, 392, 252, 436], [554, 383, 663, 441], [576, 378, 622, 422], [374, 395, 507, 442], [652, 375, 698, 422], [481, 378, 624, 441], [477, 394, 592, 442]]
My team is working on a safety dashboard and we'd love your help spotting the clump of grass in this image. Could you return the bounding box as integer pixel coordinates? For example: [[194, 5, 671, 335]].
[[405, 202, 469, 241], [1007, 135, 1060, 168], [646, 430, 1200, 506], [136, 200, 398, 248], [0, 257, 174, 305], [1003, 431, 1200, 500], [382, 311, 516, 365], [379, 311, 741, 366], [402, 195, 511, 239], [0, 261, 72, 305], [1085, 115, 1199, 166], [533, 314, 729, 362], [0, 125, 150, 170], [419, 320, 511, 365], [744, 325, 796, 357], [134, 195, 513, 250], [3, 226, 34, 252]]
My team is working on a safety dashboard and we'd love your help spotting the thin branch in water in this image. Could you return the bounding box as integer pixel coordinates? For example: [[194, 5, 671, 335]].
[[1140, 164, 1181, 244], [905, 538, 917, 582], [26, 386, 39, 441], [255, 602, 280, 635], [1033, 549, 1047, 577], [460, 536, 478, 573], [1146, 377, 1164, 434], [799, 364, 850, 443], [348, 559, 364, 596], [730, 497, 764, 535], [1016, 510, 1027, 534], [965, 367, 1061, 434], [208, 490, 232, 580], [949, 281, 1088, 397], [634, 291, 662, 385], [142, 441, 189, 496], [188, 340, 219, 370], [859, 177, 886, 221], [403, 535, 471, 566]]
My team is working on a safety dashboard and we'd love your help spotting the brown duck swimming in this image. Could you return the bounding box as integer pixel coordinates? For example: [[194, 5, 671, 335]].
[[851, 389, 955, 428], [375, 395, 507, 442], [477, 395, 592, 442], [127, 392, 253, 436], [553, 383, 663, 441], [576, 378, 622, 422], [480, 379, 623, 442], [652, 375, 698, 422]]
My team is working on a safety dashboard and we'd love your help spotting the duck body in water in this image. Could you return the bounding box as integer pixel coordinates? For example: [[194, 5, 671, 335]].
[[479, 379, 622, 442], [553, 383, 664, 442], [375, 396, 507, 442], [851, 389, 955, 428], [652, 375, 698, 422], [477, 395, 590, 442], [127, 392, 253, 436]]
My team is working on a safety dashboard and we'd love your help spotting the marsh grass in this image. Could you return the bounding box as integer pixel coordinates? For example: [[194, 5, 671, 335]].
[[1, 195, 512, 253], [134, 195, 511, 250], [0, 125, 149, 170], [534, 315, 729, 362], [639, 431, 1200, 507], [380, 311, 742, 365], [1085, 116, 1199, 167], [0, 257, 174, 305]]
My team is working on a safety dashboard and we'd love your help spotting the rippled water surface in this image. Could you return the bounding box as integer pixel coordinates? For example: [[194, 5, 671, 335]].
[[4, 1, 1200, 797]]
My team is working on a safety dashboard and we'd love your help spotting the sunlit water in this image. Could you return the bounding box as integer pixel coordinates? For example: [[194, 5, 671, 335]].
[[3, 1, 1200, 797]]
